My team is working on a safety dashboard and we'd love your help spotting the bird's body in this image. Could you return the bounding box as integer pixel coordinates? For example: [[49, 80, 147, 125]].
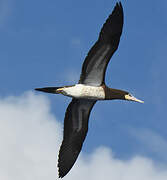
[[57, 84, 105, 100], [35, 2, 143, 178]]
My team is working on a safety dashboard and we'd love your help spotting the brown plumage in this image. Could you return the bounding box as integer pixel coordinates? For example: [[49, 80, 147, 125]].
[[35, 2, 143, 178]]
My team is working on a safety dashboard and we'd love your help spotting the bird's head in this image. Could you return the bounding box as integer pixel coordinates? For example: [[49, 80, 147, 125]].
[[105, 87, 144, 103]]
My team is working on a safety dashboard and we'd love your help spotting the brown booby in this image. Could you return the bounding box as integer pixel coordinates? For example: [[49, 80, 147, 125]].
[[35, 2, 143, 178]]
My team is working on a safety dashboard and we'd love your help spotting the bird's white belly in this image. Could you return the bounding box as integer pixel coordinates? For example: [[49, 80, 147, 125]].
[[63, 84, 105, 100]]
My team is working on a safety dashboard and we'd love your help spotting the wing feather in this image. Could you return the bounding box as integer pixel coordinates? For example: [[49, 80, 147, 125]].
[[79, 2, 123, 86], [58, 98, 96, 178]]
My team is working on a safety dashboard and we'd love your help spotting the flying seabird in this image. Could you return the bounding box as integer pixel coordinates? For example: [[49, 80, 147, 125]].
[[35, 2, 143, 178]]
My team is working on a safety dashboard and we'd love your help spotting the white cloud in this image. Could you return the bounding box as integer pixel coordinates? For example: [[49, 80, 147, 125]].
[[0, 92, 62, 180], [0, 92, 167, 180]]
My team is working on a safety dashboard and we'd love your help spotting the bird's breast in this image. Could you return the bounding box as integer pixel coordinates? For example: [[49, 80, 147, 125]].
[[63, 84, 105, 100]]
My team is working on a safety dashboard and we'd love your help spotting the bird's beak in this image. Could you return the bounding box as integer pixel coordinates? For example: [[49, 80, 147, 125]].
[[125, 94, 144, 103]]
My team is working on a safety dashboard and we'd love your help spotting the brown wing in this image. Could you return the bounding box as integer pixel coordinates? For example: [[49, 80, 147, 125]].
[[58, 98, 96, 178], [79, 2, 123, 86]]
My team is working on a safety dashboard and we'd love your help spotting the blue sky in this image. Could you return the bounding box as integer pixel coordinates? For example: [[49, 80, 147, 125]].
[[1, 0, 167, 178]]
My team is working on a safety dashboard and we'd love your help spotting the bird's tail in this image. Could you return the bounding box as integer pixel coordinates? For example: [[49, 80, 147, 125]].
[[35, 86, 64, 94]]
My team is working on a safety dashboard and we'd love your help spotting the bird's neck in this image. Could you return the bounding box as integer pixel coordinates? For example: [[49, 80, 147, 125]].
[[103, 86, 127, 100]]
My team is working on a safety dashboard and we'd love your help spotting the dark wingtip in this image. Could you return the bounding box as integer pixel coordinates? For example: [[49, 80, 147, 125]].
[[114, 1, 123, 13], [119, 2, 123, 11], [115, 1, 123, 12], [58, 165, 65, 179], [99, 0, 124, 43]]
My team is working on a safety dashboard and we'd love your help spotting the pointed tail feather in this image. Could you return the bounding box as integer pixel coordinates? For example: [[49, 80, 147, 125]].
[[35, 87, 63, 94]]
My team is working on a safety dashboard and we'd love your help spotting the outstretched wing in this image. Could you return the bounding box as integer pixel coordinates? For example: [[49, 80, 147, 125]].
[[79, 2, 123, 86], [58, 98, 96, 178]]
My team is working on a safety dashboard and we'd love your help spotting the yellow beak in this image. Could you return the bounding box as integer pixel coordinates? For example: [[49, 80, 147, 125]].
[[125, 94, 144, 103]]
